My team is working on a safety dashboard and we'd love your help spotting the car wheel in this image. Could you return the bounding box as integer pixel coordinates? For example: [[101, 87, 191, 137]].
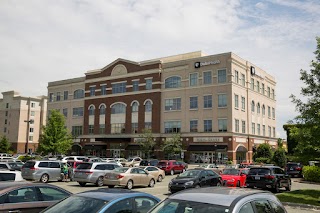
[[96, 176, 104, 187], [236, 181, 240, 187], [126, 180, 133, 190], [216, 182, 221, 187], [285, 182, 291, 191], [78, 182, 86, 187], [107, 185, 115, 188], [273, 182, 280, 193], [195, 184, 200, 189], [158, 175, 163, 182], [149, 179, 155, 187], [170, 170, 175, 175], [40, 174, 49, 183]]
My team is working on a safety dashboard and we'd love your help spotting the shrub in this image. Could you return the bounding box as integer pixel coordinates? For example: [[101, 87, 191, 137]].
[[272, 148, 287, 168], [302, 166, 320, 182], [255, 157, 270, 164], [226, 160, 233, 165], [19, 155, 36, 162]]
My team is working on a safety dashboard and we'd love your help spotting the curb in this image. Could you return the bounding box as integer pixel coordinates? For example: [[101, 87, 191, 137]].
[[283, 202, 320, 210], [294, 180, 320, 185]]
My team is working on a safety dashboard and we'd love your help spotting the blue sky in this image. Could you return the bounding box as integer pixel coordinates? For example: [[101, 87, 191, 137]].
[[0, 0, 319, 138]]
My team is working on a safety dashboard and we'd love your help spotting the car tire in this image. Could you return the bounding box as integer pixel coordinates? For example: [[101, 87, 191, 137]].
[[107, 185, 115, 188], [216, 182, 221, 187], [96, 176, 104, 187], [170, 170, 175, 176], [126, 180, 133, 190], [195, 184, 200, 189], [273, 182, 280, 193], [285, 182, 291, 191], [40, 174, 49, 183], [236, 181, 240, 187], [78, 182, 86, 187], [149, 179, 155, 187], [158, 175, 163, 182]]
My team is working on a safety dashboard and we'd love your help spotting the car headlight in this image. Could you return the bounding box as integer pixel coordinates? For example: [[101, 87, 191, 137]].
[[184, 181, 194, 186]]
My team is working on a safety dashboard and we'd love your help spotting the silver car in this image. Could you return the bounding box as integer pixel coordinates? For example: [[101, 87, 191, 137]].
[[21, 160, 63, 183], [73, 162, 120, 187]]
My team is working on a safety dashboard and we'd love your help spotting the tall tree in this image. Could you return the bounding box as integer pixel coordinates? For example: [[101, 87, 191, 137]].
[[137, 129, 156, 159], [253, 143, 273, 161], [162, 133, 182, 159], [38, 110, 73, 155], [0, 136, 11, 153], [290, 37, 320, 160]]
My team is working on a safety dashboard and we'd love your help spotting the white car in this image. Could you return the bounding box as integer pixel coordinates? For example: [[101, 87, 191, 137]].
[[62, 156, 87, 162], [0, 170, 25, 181]]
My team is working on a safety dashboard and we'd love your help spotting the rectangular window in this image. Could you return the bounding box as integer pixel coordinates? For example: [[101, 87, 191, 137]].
[[252, 122, 255, 135], [235, 119, 239, 132], [272, 107, 275, 119], [268, 126, 271, 137], [203, 71, 212, 84], [63, 108, 68, 117], [190, 120, 198, 132], [235, 71, 239, 84], [241, 97, 245, 111], [4, 127, 6, 133], [272, 89, 275, 99], [145, 122, 152, 130], [164, 121, 181, 133], [101, 85, 107, 95], [132, 80, 139, 92], [234, 94, 239, 109], [31, 103, 35, 108], [99, 124, 105, 134], [5, 111, 8, 116], [90, 86, 96, 97], [112, 82, 127, 94], [273, 127, 276, 137], [241, 73, 245, 86], [146, 78, 152, 90], [257, 124, 261, 135], [242, 121, 246, 133], [89, 125, 94, 134], [4, 119, 7, 125], [267, 87, 271, 97], [189, 73, 198, 86], [268, 106, 271, 118], [63, 91, 68, 100], [203, 95, 212, 108], [72, 126, 83, 137], [56, 92, 61, 101], [218, 69, 227, 83], [5, 103, 9, 108], [256, 81, 260, 92], [49, 93, 54, 102], [165, 98, 181, 111], [218, 94, 227, 107], [73, 107, 84, 117], [218, 119, 227, 132], [132, 123, 138, 133], [29, 136, 33, 141], [204, 120, 212, 132], [250, 78, 254, 90], [111, 123, 125, 134], [263, 125, 266, 136], [262, 83, 265, 95], [29, 127, 34, 133], [189, 97, 198, 109]]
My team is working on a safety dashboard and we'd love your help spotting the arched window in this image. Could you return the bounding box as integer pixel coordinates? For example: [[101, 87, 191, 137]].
[[111, 103, 126, 114], [132, 102, 138, 112], [251, 101, 255, 112], [99, 105, 106, 115], [89, 105, 95, 116], [257, 103, 260, 114], [74, 89, 84, 99], [165, 76, 181, 88], [262, 104, 266, 116], [145, 101, 152, 112]]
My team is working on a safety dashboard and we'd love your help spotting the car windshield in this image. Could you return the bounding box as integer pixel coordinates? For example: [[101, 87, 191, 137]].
[[114, 167, 129, 173], [44, 195, 107, 213], [178, 170, 201, 178], [249, 168, 271, 175], [222, 169, 240, 175], [150, 199, 228, 213], [76, 163, 92, 170]]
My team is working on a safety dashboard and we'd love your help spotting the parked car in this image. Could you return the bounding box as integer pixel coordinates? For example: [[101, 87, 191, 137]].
[[221, 168, 249, 187], [21, 160, 63, 183], [62, 156, 87, 162], [157, 160, 186, 175], [123, 157, 142, 167], [104, 167, 156, 190], [42, 188, 160, 213], [285, 162, 303, 177], [66, 160, 83, 180], [246, 166, 291, 193], [115, 158, 129, 166], [0, 170, 24, 181], [0, 162, 22, 171], [140, 159, 159, 167], [177, 161, 188, 170], [74, 162, 120, 187], [83, 157, 103, 162], [148, 187, 287, 213], [0, 182, 71, 212], [169, 168, 222, 193], [199, 164, 223, 174], [140, 166, 165, 182]]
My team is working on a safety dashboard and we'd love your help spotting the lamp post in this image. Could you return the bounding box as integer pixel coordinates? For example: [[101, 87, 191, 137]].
[[24, 119, 34, 154], [214, 143, 217, 164]]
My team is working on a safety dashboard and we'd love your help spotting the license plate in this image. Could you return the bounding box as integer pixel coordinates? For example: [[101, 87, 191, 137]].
[[290, 168, 293, 170], [255, 176, 260, 180]]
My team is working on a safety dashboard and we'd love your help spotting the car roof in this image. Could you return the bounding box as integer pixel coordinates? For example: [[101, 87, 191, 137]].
[[76, 189, 159, 202], [0, 182, 71, 193], [168, 187, 272, 207]]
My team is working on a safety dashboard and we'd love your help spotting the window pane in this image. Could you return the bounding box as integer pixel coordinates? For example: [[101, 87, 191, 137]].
[[204, 95, 212, 108], [218, 69, 226, 83], [190, 73, 198, 86], [203, 71, 212, 84], [218, 94, 227, 107], [39, 187, 69, 201], [165, 76, 181, 88]]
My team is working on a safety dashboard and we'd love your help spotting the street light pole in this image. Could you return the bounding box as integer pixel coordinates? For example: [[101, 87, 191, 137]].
[[24, 119, 34, 154], [214, 143, 217, 164]]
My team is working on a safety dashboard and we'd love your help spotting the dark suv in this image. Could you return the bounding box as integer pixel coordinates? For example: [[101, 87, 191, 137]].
[[246, 166, 291, 193], [140, 159, 159, 167], [285, 162, 303, 177]]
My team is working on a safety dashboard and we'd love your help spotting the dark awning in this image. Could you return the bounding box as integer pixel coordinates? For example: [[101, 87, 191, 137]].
[[187, 145, 227, 151], [125, 144, 141, 151]]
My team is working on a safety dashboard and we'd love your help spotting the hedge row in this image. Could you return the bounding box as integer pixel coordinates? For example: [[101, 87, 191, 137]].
[[302, 166, 320, 182]]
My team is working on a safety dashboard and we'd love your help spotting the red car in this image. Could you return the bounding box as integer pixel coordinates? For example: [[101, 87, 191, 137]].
[[157, 160, 186, 175], [221, 168, 249, 187]]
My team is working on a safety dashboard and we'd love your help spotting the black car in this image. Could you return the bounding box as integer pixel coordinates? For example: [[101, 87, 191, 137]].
[[285, 162, 303, 177], [169, 169, 221, 193], [140, 159, 159, 167], [246, 166, 291, 193]]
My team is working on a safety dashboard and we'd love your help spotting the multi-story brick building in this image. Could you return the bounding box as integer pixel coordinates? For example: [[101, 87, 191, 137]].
[[0, 91, 47, 153], [47, 51, 277, 163]]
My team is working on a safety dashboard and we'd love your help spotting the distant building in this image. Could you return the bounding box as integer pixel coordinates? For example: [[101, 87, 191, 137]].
[[0, 91, 47, 153], [47, 51, 277, 163]]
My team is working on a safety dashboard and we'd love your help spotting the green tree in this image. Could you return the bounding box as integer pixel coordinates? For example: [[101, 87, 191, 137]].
[[253, 143, 273, 161], [290, 37, 320, 161], [38, 110, 73, 155], [137, 129, 156, 159], [272, 148, 287, 168], [162, 133, 182, 159], [0, 136, 11, 153]]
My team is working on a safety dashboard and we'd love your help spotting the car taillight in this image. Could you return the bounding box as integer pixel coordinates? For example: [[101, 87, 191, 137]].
[[85, 171, 93, 174], [264, 175, 275, 180], [30, 167, 38, 171], [117, 174, 124, 179]]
